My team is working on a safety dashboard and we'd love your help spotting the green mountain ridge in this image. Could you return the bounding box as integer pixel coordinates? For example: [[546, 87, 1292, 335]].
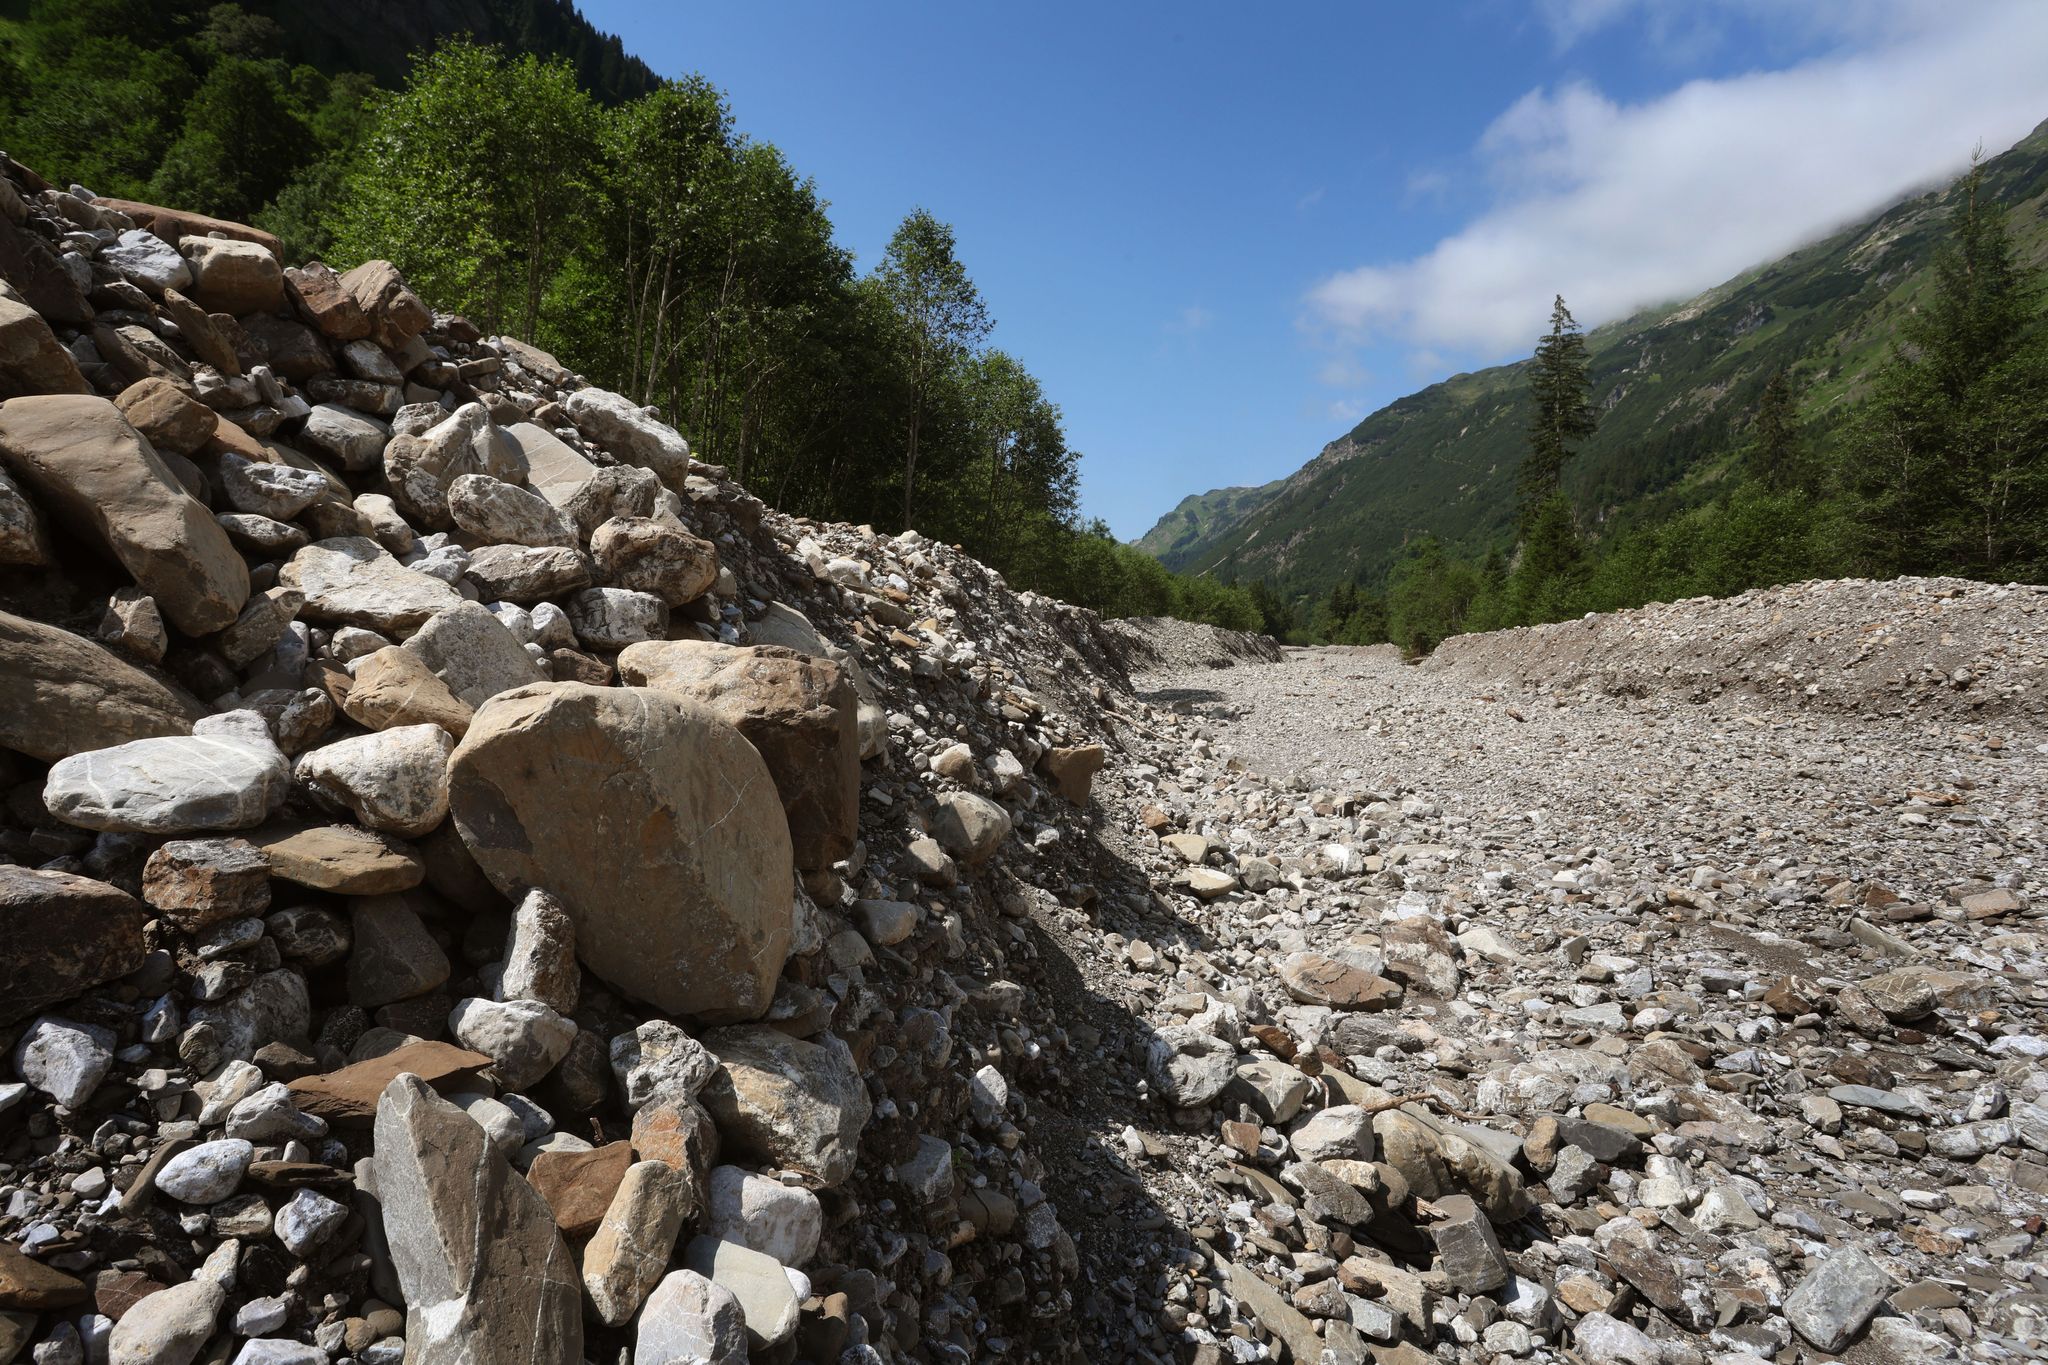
[[1137, 117, 2048, 601]]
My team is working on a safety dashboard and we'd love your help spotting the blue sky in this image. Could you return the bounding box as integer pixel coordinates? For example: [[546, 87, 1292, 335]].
[[579, 1, 2048, 539]]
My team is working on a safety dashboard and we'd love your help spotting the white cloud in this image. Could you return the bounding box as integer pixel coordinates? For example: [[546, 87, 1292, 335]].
[[1307, 2, 2048, 361], [1164, 305, 1212, 334], [1316, 355, 1373, 389]]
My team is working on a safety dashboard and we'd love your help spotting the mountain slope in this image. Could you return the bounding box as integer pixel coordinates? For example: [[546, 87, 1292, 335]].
[[1129, 479, 1284, 562], [239, 0, 661, 104], [1140, 118, 2048, 596]]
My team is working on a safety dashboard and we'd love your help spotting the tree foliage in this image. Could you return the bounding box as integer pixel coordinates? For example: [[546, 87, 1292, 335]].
[[1521, 293, 1597, 520]]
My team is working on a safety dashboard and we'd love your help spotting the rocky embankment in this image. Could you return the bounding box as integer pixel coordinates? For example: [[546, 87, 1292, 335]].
[[0, 155, 1155, 1364], [0, 149, 2043, 1365]]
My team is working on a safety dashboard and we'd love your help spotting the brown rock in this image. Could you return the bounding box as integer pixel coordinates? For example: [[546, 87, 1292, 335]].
[[288, 1040, 494, 1127], [158, 287, 239, 375], [528, 1140, 634, 1239], [0, 213, 91, 325], [631, 1093, 720, 1187], [0, 395, 249, 634], [92, 198, 282, 256], [589, 516, 719, 605], [347, 893, 452, 1008], [340, 261, 431, 349], [93, 1270, 167, 1321], [0, 609, 202, 761], [0, 1242, 87, 1310], [1278, 952, 1404, 1010], [1039, 743, 1105, 805], [0, 287, 87, 396], [617, 641, 858, 871], [115, 378, 218, 457], [255, 821, 425, 894], [141, 837, 271, 930], [342, 645, 475, 737], [285, 261, 371, 341], [448, 683, 794, 1020], [240, 313, 331, 382], [0, 865, 149, 1025]]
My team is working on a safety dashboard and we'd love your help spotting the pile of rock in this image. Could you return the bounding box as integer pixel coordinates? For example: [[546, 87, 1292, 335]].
[[0, 156, 1137, 1362], [1426, 574, 2048, 719]]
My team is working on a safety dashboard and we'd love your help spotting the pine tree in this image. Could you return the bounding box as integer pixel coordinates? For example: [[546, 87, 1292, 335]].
[[1746, 370, 1802, 492], [1845, 163, 2048, 577], [1521, 294, 1597, 522]]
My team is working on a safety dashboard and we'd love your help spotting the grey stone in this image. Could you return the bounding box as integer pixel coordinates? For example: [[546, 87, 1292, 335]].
[[564, 387, 692, 488], [611, 1020, 717, 1111], [698, 1026, 871, 1188], [281, 537, 464, 635], [1784, 1246, 1894, 1352], [373, 1073, 581, 1364], [499, 888, 579, 1014], [680, 1237, 799, 1355], [154, 1139, 254, 1204], [447, 473, 576, 548], [1430, 1193, 1509, 1293], [636, 1269, 746, 1365], [564, 586, 667, 648], [44, 710, 290, 834], [400, 601, 545, 708], [704, 1166, 822, 1267], [12, 1016, 115, 1109], [275, 1187, 349, 1258], [449, 997, 575, 1091], [296, 724, 453, 837]]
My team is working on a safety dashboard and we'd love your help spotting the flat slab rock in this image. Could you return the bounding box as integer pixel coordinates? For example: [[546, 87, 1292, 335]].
[[288, 1040, 493, 1127]]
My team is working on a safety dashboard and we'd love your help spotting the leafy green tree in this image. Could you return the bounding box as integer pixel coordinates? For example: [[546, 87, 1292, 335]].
[[335, 41, 602, 342], [149, 56, 313, 222], [1386, 537, 1483, 655], [1844, 163, 2048, 577], [1522, 294, 1597, 521], [4, 0, 196, 197], [874, 209, 991, 531]]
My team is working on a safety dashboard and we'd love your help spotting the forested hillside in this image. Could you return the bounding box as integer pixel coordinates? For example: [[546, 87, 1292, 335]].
[[1141, 120, 2048, 619], [0, 0, 1261, 629]]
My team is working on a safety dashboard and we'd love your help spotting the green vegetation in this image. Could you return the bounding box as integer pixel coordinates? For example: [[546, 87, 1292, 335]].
[[1290, 159, 2048, 655], [0, 0, 1261, 631]]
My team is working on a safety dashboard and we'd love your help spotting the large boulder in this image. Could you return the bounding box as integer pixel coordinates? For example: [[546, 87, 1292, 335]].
[[0, 867, 148, 1025], [590, 516, 718, 604], [384, 403, 521, 528], [697, 1026, 870, 1188], [0, 395, 248, 634], [0, 287, 88, 396], [563, 388, 692, 488], [447, 684, 794, 1021], [372, 1074, 582, 1364], [44, 710, 290, 834], [618, 641, 859, 870], [177, 236, 284, 316], [0, 610, 203, 761], [338, 261, 430, 350], [398, 601, 546, 709], [281, 537, 464, 635]]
